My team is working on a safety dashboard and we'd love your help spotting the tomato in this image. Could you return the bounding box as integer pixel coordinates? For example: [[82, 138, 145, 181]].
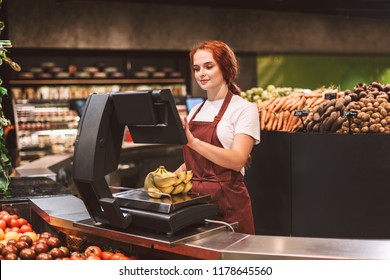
[[86, 255, 101, 260], [4, 230, 19, 241], [10, 214, 19, 220], [49, 248, 65, 259], [2, 244, 18, 255], [18, 235, 33, 246], [36, 252, 53, 260], [19, 248, 37, 260], [22, 231, 38, 242], [4, 253, 18, 260], [17, 218, 28, 226], [19, 225, 33, 233], [39, 232, 52, 239], [14, 240, 29, 251], [84, 245, 102, 258], [0, 220, 6, 231], [111, 252, 126, 260], [46, 236, 61, 248], [11, 227, 20, 232], [2, 214, 11, 225], [70, 251, 86, 260], [34, 242, 49, 254], [101, 251, 114, 260], [9, 219, 20, 228], [58, 246, 70, 257]]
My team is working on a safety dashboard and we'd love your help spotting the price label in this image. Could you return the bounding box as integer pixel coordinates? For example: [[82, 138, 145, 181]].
[[342, 110, 358, 118], [294, 109, 309, 117], [324, 93, 337, 100]]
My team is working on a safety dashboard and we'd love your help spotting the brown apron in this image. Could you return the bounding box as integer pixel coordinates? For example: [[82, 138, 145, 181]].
[[183, 91, 255, 234]]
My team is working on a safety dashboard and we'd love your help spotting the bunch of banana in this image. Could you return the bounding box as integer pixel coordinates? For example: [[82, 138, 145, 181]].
[[143, 166, 193, 198]]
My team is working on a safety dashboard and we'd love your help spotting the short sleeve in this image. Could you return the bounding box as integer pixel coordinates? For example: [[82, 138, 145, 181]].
[[235, 101, 261, 144]]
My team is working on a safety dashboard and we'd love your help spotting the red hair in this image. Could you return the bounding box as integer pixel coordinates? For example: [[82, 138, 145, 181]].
[[190, 40, 241, 95]]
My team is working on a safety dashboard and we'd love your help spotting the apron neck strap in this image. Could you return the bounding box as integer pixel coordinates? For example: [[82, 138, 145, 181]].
[[213, 91, 233, 124]]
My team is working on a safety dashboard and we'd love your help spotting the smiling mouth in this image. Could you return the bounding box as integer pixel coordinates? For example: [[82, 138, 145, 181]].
[[199, 79, 209, 84]]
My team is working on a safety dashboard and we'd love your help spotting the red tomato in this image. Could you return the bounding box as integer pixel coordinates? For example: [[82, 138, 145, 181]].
[[101, 251, 114, 260], [2, 214, 11, 225], [0, 220, 6, 231], [84, 245, 102, 258], [9, 219, 20, 228], [86, 255, 101, 260], [11, 227, 20, 232], [111, 252, 126, 260], [70, 252, 86, 260], [10, 214, 19, 220], [18, 218, 28, 226], [19, 225, 33, 233]]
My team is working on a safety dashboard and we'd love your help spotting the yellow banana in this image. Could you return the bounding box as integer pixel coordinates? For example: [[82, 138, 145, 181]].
[[174, 171, 186, 186], [182, 181, 193, 193], [144, 166, 193, 197], [158, 185, 174, 194], [171, 182, 185, 195], [146, 186, 163, 198], [144, 171, 156, 190], [153, 166, 178, 188], [183, 170, 193, 184]]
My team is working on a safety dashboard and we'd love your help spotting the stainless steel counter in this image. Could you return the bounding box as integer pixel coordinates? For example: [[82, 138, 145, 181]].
[[29, 194, 390, 260]]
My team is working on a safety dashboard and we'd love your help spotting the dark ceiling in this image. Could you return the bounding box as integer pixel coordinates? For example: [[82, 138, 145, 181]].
[[94, 0, 390, 20]]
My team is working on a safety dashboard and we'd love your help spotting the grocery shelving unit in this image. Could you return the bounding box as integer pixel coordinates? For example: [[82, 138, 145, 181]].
[[5, 48, 191, 165]]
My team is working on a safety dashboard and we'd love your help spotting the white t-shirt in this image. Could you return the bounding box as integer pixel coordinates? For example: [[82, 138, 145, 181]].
[[187, 94, 261, 174]]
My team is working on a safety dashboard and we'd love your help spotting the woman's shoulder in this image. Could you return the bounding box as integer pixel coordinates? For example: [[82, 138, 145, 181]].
[[231, 94, 258, 110]]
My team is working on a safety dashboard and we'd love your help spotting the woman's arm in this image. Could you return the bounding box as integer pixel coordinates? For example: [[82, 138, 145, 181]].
[[183, 117, 254, 172], [174, 163, 187, 174]]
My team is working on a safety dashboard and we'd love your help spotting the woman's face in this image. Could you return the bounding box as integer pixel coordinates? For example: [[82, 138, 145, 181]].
[[192, 49, 225, 92]]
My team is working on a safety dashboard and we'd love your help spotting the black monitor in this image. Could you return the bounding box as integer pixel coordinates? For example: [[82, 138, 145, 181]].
[[185, 96, 205, 113], [69, 99, 87, 117], [72, 89, 187, 229]]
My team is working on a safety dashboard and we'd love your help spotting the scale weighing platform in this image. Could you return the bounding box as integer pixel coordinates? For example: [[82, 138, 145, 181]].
[[113, 189, 219, 235]]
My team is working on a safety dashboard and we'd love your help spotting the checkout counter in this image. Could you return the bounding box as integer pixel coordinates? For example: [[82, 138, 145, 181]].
[[6, 89, 390, 260]]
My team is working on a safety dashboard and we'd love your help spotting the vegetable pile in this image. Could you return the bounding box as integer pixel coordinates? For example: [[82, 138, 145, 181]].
[[337, 81, 390, 134], [247, 82, 390, 134], [245, 86, 333, 132], [240, 85, 293, 103], [0, 209, 137, 260]]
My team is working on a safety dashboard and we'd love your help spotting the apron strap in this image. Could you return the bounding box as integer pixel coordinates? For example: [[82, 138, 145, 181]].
[[188, 99, 206, 122], [212, 91, 233, 126]]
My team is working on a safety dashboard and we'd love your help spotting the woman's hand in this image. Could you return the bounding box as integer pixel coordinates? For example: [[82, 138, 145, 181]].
[[182, 117, 199, 148]]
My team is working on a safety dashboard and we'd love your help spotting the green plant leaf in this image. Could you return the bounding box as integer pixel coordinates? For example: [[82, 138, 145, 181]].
[[0, 2, 14, 193], [0, 176, 10, 193], [1, 152, 9, 163], [0, 87, 7, 95], [0, 117, 10, 126]]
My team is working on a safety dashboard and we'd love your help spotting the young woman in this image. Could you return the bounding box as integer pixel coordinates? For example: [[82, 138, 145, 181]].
[[176, 40, 260, 234]]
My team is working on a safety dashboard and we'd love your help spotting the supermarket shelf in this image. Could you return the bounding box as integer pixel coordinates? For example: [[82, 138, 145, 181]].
[[9, 78, 185, 86]]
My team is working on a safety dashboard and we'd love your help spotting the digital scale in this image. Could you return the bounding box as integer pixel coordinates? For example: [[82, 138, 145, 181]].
[[114, 189, 218, 235], [72, 89, 218, 235]]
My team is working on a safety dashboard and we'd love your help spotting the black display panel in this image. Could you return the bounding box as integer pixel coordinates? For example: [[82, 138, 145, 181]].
[[72, 89, 187, 229]]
